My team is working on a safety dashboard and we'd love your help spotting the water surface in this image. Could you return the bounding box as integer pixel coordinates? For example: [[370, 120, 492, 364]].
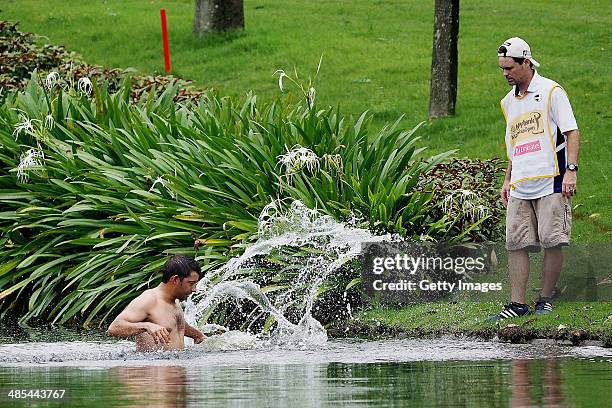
[[1, 337, 610, 407]]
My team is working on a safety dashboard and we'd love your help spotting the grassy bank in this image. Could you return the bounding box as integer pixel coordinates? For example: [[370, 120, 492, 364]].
[[337, 247, 612, 346], [2, 0, 609, 241], [332, 302, 612, 347]]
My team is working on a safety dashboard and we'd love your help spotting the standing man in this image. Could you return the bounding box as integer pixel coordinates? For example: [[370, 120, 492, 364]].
[[107, 254, 206, 351], [492, 37, 580, 320]]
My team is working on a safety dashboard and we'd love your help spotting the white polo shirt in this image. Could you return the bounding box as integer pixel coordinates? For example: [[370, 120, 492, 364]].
[[501, 71, 578, 199]]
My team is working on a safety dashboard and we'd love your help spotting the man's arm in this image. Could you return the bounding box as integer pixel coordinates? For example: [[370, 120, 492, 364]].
[[107, 294, 171, 345], [501, 160, 512, 206], [184, 323, 206, 344], [562, 129, 580, 197], [549, 87, 579, 198]]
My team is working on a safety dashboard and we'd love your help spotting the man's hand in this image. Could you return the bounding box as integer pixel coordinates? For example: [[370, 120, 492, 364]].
[[192, 330, 205, 344], [501, 180, 511, 207], [185, 324, 206, 344], [562, 171, 577, 198], [144, 322, 172, 346]]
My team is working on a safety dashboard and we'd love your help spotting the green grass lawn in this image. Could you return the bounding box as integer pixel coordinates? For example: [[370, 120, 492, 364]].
[[1, 0, 610, 241], [350, 245, 611, 344], [352, 301, 612, 345]]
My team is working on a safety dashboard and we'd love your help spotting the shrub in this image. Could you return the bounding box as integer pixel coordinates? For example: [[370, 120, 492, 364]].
[[415, 158, 506, 242], [0, 20, 205, 103], [0, 20, 504, 328], [0, 73, 456, 326]]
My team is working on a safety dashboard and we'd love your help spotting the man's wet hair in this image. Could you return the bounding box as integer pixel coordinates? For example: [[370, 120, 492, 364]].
[[162, 255, 201, 283]]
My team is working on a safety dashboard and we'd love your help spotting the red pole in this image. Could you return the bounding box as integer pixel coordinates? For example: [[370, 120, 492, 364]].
[[160, 8, 171, 74]]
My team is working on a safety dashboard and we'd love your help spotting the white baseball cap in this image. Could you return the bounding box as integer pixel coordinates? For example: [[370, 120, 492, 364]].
[[497, 37, 540, 67]]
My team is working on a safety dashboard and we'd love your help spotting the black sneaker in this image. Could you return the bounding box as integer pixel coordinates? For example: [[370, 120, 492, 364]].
[[489, 302, 530, 321], [535, 297, 554, 315]]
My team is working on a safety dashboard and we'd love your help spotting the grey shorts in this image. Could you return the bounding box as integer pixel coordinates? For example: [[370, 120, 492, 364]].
[[506, 193, 572, 251]]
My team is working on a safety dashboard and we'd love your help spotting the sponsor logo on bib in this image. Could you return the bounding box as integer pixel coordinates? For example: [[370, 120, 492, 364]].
[[514, 140, 542, 156], [510, 110, 545, 145]]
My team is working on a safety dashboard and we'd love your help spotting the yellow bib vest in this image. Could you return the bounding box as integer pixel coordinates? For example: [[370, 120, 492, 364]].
[[500, 75, 566, 190]]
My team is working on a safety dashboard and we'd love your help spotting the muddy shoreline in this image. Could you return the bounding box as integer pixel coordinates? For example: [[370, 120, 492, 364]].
[[328, 319, 611, 348]]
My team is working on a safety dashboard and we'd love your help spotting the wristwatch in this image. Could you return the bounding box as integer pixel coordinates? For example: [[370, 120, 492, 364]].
[[566, 163, 578, 172]]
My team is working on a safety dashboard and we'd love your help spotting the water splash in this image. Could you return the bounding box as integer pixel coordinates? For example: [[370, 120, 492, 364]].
[[201, 324, 229, 335], [196, 331, 260, 351], [184, 200, 390, 347]]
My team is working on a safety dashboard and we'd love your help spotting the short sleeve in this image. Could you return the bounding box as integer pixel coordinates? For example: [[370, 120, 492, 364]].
[[550, 87, 578, 133]]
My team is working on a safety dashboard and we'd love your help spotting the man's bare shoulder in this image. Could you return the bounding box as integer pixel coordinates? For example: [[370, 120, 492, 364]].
[[135, 288, 159, 303], [111, 288, 160, 324], [126, 288, 159, 311]]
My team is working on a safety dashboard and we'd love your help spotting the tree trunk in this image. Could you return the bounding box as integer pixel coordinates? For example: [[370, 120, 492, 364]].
[[428, 0, 460, 119], [193, 0, 244, 35]]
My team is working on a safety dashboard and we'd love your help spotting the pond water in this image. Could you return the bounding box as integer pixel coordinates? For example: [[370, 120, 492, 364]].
[[0, 334, 610, 407], [1, 203, 610, 407]]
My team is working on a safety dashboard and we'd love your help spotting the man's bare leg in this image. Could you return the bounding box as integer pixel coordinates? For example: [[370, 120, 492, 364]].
[[509, 249, 530, 304], [540, 247, 562, 298]]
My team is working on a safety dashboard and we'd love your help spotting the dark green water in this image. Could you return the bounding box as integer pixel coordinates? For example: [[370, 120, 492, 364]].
[[1, 358, 610, 407], [0, 329, 610, 407]]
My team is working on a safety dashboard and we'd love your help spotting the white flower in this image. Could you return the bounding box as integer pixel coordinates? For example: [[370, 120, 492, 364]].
[[17, 149, 44, 183], [458, 189, 476, 200], [307, 87, 316, 108], [148, 176, 175, 198], [78, 77, 93, 96], [12, 116, 34, 140], [278, 145, 320, 176], [474, 204, 489, 220], [149, 176, 167, 191], [442, 189, 489, 222], [273, 70, 287, 92], [441, 193, 454, 214], [44, 72, 59, 90], [44, 115, 55, 129]]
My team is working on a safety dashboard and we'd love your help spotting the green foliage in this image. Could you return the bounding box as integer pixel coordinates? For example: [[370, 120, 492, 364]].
[[0, 21, 72, 89], [0, 73, 464, 326], [415, 158, 506, 242]]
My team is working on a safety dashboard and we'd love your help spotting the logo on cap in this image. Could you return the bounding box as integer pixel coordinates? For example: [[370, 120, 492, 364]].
[[497, 37, 541, 67]]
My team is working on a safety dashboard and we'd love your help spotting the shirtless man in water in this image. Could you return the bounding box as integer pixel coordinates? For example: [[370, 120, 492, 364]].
[[107, 255, 205, 351]]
